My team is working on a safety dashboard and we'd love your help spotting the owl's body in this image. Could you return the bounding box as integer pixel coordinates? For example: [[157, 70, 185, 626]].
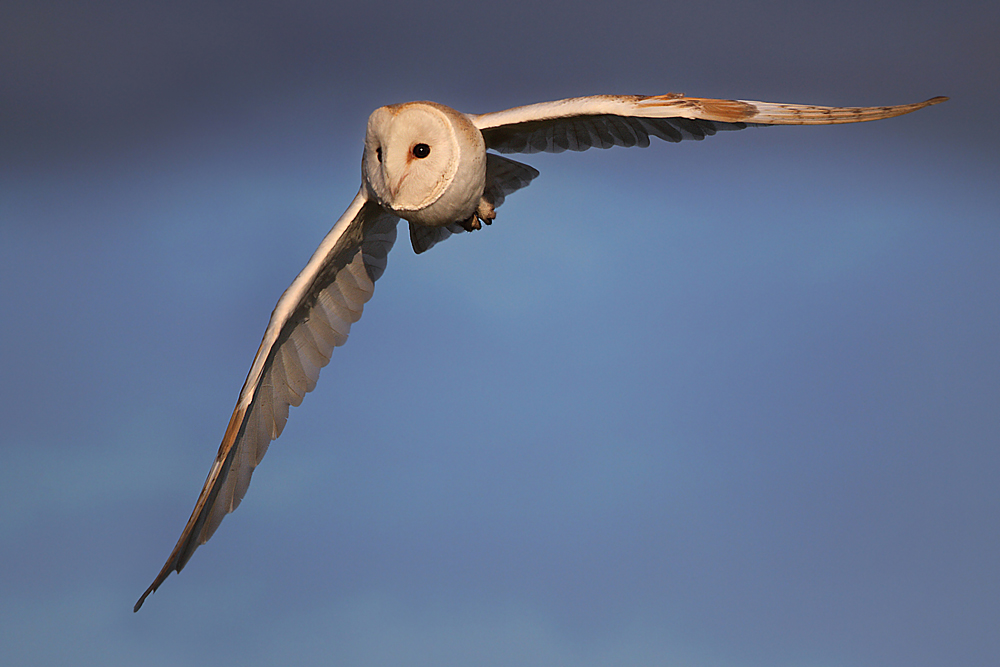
[[135, 91, 946, 611]]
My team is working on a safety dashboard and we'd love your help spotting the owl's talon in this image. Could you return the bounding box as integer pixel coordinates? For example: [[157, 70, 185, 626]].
[[477, 201, 496, 226], [460, 216, 481, 232], [459, 203, 498, 231]]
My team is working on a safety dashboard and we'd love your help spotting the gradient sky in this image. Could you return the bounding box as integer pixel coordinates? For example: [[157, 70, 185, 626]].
[[2, 1, 998, 666]]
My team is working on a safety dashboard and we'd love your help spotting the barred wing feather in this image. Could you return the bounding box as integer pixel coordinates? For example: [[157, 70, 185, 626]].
[[135, 189, 398, 611], [471, 93, 947, 154]]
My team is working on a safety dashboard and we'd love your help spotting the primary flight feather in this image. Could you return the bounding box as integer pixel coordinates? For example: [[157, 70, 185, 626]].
[[135, 91, 946, 611]]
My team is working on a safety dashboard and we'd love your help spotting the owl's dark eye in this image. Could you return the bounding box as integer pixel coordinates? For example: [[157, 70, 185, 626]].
[[375, 146, 382, 163], [411, 143, 430, 159]]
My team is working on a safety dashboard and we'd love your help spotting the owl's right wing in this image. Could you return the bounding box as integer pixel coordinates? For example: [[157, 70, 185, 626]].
[[135, 188, 399, 611], [469, 93, 947, 154]]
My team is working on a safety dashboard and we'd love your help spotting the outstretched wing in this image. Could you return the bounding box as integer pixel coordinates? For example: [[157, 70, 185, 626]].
[[136, 188, 399, 611], [470, 93, 948, 154]]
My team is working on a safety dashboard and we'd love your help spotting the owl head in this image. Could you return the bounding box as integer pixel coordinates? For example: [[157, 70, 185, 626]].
[[362, 102, 486, 227]]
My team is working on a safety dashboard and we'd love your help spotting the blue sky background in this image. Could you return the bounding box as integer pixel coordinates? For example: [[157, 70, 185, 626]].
[[2, 1, 997, 665]]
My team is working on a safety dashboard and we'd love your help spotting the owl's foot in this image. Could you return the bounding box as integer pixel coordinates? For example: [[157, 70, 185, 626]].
[[459, 202, 496, 232], [459, 199, 497, 232]]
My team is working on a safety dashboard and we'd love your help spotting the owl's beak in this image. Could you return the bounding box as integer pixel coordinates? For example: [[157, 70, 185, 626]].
[[388, 169, 409, 201]]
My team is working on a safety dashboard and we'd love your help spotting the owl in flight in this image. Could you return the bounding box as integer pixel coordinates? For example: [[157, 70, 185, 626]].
[[135, 91, 946, 611]]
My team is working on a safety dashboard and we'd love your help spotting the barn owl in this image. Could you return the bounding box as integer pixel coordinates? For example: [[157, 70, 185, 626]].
[[135, 91, 946, 611]]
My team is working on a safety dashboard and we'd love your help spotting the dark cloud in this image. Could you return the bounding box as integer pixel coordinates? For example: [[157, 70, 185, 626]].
[[3, 0, 994, 163]]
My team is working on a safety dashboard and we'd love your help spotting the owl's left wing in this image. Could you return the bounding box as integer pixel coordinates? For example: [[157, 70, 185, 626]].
[[469, 93, 948, 154], [135, 188, 398, 611]]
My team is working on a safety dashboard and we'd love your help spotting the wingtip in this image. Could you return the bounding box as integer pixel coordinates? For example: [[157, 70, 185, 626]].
[[926, 96, 949, 105], [134, 556, 179, 612], [134, 587, 153, 613]]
